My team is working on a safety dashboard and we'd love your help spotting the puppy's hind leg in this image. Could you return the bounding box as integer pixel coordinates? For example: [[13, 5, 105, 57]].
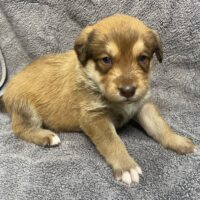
[[11, 104, 61, 147]]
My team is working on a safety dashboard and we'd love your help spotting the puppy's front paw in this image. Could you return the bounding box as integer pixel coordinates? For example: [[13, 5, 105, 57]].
[[42, 131, 61, 147], [166, 134, 196, 154], [113, 157, 142, 185], [114, 166, 142, 185]]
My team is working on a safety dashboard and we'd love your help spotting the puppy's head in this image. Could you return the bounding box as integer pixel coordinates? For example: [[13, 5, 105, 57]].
[[74, 14, 163, 102]]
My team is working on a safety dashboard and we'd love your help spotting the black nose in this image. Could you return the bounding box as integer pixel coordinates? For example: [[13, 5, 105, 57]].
[[119, 86, 136, 98]]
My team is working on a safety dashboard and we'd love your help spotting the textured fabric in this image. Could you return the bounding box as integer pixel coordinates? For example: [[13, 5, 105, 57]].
[[0, 0, 199, 199]]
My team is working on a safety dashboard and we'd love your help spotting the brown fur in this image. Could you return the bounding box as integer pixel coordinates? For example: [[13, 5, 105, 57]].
[[1, 14, 196, 184]]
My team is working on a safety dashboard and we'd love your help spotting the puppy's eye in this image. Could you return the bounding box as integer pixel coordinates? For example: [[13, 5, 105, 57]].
[[138, 55, 147, 63], [102, 57, 112, 64]]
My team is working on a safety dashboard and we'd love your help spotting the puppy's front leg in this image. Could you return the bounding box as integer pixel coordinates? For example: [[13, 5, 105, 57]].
[[136, 102, 196, 154], [80, 113, 142, 185]]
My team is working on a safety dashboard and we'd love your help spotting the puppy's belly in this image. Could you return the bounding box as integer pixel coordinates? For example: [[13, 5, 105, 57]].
[[35, 103, 82, 132], [42, 116, 81, 132]]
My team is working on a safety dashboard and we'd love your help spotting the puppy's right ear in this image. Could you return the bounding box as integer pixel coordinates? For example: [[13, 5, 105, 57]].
[[74, 26, 94, 65], [151, 30, 163, 63]]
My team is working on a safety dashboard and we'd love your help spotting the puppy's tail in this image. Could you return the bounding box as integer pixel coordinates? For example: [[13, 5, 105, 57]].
[[0, 95, 6, 113]]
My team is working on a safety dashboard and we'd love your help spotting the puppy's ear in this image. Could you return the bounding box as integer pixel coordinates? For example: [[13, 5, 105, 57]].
[[74, 26, 94, 65], [151, 30, 163, 63]]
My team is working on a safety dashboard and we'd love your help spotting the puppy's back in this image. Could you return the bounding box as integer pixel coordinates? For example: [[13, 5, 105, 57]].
[[3, 51, 79, 112]]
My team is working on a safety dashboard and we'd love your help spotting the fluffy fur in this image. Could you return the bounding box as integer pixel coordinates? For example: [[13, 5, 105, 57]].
[[0, 14, 196, 185]]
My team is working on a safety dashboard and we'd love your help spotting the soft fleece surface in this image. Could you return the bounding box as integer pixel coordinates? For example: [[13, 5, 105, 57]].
[[0, 1, 200, 199]]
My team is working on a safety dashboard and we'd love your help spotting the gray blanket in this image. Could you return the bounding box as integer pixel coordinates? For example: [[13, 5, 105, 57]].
[[0, 0, 200, 199]]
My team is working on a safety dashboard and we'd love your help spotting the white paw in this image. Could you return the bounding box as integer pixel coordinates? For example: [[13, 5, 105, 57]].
[[116, 166, 142, 185], [50, 134, 61, 146]]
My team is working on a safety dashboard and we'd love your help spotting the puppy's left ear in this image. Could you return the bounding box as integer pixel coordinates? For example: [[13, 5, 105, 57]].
[[74, 25, 94, 65], [151, 30, 163, 63]]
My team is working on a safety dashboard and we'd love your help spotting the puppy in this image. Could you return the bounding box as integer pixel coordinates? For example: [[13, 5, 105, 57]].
[[0, 14, 196, 185]]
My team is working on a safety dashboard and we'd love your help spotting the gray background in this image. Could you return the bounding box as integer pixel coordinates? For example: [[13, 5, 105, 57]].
[[0, 0, 199, 199]]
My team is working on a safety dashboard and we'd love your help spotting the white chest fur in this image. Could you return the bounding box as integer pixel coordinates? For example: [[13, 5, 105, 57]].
[[110, 91, 151, 128]]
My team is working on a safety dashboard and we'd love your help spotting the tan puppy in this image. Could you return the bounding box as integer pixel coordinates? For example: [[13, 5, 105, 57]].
[[0, 14, 196, 185]]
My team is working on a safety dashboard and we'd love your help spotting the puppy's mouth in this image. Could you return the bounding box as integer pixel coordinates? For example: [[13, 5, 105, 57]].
[[121, 96, 142, 103], [103, 91, 144, 104]]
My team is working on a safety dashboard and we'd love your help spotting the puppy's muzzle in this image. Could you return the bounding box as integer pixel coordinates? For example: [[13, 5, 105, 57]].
[[119, 85, 136, 98]]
